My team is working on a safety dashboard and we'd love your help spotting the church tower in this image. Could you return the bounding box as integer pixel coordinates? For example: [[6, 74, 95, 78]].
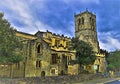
[[75, 9, 99, 53]]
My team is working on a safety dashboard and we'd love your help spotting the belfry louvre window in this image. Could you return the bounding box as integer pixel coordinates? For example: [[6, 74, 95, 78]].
[[90, 17, 92, 25], [36, 60, 41, 68], [82, 17, 84, 25], [78, 19, 81, 25], [92, 19, 94, 26]]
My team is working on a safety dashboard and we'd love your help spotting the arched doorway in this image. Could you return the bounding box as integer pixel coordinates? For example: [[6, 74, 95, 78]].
[[41, 71, 45, 77], [60, 70, 64, 75], [94, 64, 99, 73]]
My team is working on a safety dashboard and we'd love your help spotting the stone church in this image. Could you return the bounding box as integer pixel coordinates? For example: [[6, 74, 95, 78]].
[[0, 9, 106, 77]]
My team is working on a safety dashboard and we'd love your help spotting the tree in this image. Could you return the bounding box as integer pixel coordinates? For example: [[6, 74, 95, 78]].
[[107, 50, 120, 72], [71, 37, 96, 73], [0, 13, 23, 77], [0, 12, 22, 60], [100, 49, 109, 58]]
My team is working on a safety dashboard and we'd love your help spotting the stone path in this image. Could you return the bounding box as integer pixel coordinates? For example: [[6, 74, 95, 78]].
[[78, 77, 120, 84]]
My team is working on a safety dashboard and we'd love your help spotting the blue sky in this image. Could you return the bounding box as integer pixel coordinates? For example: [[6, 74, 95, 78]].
[[0, 0, 120, 52]]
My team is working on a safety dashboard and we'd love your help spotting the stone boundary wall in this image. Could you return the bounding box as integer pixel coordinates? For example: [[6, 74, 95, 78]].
[[0, 74, 104, 84]]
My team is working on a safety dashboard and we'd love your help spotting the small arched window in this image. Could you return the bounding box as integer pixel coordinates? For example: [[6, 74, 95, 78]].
[[90, 17, 92, 25], [37, 44, 40, 53], [82, 17, 84, 25], [98, 59, 101, 63], [78, 19, 81, 25], [92, 19, 94, 26], [36, 60, 41, 68]]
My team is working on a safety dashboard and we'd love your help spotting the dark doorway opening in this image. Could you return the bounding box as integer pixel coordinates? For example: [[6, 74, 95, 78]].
[[96, 65, 99, 73], [41, 71, 45, 77], [62, 54, 67, 69], [60, 70, 64, 75]]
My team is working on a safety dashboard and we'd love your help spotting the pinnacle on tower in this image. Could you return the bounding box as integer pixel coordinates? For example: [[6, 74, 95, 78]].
[[86, 8, 88, 12]]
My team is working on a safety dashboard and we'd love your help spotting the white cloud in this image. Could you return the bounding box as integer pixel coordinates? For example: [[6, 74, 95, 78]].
[[80, 0, 100, 4], [0, 0, 32, 20], [0, 0, 73, 37], [67, 22, 75, 37], [63, 0, 100, 4], [0, 0, 101, 38], [98, 32, 120, 52], [0, 0, 53, 34], [34, 21, 53, 32]]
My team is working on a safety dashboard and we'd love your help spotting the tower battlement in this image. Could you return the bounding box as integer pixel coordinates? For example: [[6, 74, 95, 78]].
[[96, 53, 105, 57]]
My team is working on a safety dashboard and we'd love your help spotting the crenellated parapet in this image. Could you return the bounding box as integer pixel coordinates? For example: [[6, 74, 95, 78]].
[[46, 30, 71, 39], [43, 30, 72, 51], [96, 53, 105, 57], [75, 8, 96, 17]]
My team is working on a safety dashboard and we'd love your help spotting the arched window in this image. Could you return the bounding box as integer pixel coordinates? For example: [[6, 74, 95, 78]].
[[41, 71, 45, 77], [37, 44, 40, 53], [98, 59, 101, 63], [36, 60, 41, 68], [78, 18, 81, 25], [90, 17, 92, 25], [92, 19, 94, 26], [82, 17, 84, 25]]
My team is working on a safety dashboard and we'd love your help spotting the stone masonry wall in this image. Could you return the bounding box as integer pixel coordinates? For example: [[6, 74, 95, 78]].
[[0, 74, 105, 84]]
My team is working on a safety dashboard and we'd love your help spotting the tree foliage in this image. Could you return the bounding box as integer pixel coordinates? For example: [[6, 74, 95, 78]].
[[0, 13, 23, 64], [8, 54, 23, 63], [71, 37, 96, 66], [107, 50, 120, 71]]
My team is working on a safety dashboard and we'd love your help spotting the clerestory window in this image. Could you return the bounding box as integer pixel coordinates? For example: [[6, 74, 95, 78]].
[[82, 17, 84, 25], [78, 18, 81, 25]]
